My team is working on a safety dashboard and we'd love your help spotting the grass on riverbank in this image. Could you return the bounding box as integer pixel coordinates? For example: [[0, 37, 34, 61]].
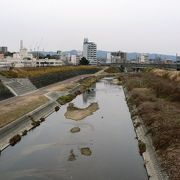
[[0, 66, 100, 78], [122, 71, 180, 180], [0, 95, 48, 128], [152, 68, 180, 82], [104, 66, 122, 73], [57, 76, 101, 105], [58, 94, 76, 105]]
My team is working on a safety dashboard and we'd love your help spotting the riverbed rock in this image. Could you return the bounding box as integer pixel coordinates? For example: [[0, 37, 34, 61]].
[[40, 117, 45, 122], [55, 106, 60, 112], [80, 147, 92, 156], [65, 102, 99, 121], [68, 150, 76, 161], [70, 127, 80, 133], [9, 134, 21, 146], [22, 130, 28, 136]]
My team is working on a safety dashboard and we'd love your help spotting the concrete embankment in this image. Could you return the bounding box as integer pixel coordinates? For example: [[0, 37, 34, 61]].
[[123, 87, 169, 180], [0, 73, 102, 152], [0, 101, 58, 151]]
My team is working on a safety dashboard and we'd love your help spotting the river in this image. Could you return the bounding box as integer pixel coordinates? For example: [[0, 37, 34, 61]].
[[0, 77, 148, 180]]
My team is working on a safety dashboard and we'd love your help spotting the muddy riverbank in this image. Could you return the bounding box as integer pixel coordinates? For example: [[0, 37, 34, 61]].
[[65, 102, 99, 121]]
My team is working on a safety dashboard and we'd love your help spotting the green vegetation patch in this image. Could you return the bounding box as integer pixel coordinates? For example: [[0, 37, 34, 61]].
[[57, 76, 100, 105], [0, 66, 100, 78], [57, 93, 76, 105]]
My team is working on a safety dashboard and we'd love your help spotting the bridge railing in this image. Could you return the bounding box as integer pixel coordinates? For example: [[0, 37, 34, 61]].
[[100, 62, 179, 70]]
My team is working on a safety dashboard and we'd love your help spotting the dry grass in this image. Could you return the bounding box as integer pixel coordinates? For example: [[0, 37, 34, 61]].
[[152, 69, 180, 82], [125, 72, 180, 102], [129, 88, 156, 106], [104, 67, 121, 73], [124, 72, 180, 180], [47, 83, 77, 92], [0, 66, 99, 78], [0, 95, 48, 127]]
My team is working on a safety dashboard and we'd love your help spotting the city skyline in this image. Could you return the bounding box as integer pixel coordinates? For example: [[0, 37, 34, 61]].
[[0, 0, 180, 55]]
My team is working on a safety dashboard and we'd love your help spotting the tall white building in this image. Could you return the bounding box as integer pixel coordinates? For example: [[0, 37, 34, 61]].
[[139, 53, 149, 63], [106, 53, 111, 64], [83, 38, 97, 65]]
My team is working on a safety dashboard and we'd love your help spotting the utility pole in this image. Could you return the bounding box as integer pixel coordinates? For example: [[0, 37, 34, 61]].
[[37, 46, 39, 60]]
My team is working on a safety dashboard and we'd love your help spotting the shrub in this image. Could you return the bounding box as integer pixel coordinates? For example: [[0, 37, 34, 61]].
[[129, 88, 156, 107], [55, 106, 60, 112], [138, 140, 146, 155], [40, 117, 45, 122], [22, 130, 28, 136], [57, 94, 76, 105], [9, 134, 21, 146], [134, 122, 141, 128], [31, 121, 41, 128]]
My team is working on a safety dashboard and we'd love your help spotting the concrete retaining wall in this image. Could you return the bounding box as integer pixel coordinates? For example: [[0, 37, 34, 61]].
[[123, 87, 169, 180], [0, 101, 58, 151], [0, 74, 101, 152]]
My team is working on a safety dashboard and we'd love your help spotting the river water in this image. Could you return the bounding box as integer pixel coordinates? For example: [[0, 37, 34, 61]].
[[0, 78, 148, 180]]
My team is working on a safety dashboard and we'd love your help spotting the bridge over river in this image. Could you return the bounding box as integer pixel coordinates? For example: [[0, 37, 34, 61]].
[[102, 62, 180, 71]]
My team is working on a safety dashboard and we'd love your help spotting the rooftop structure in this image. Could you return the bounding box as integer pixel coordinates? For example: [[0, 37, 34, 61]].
[[0, 47, 8, 54]]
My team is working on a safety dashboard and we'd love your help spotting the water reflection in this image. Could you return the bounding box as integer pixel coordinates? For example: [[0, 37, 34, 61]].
[[68, 149, 77, 161], [64, 122, 95, 131], [67, 147, 92, 161], [82, 84, 96, 104], [0, 77, 148, 180]]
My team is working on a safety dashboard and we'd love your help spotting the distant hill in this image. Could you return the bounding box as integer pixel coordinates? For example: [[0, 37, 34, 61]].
[[64, 50, 78, 55], [97, 50, 110, 58], [127, 52, 176, 61], [97, 51, 176, 61], [31, 50, 176, 61]]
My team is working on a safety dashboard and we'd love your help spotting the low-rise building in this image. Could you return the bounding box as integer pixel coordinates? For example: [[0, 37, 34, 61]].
[[0, 46, 8, 54], [36, 59, 64, 67], [0, 54, 4, 60], [70, 55, 81, 65]]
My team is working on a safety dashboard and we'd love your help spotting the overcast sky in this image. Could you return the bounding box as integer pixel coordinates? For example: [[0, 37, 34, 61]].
[[0, 0, 179, 54]]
